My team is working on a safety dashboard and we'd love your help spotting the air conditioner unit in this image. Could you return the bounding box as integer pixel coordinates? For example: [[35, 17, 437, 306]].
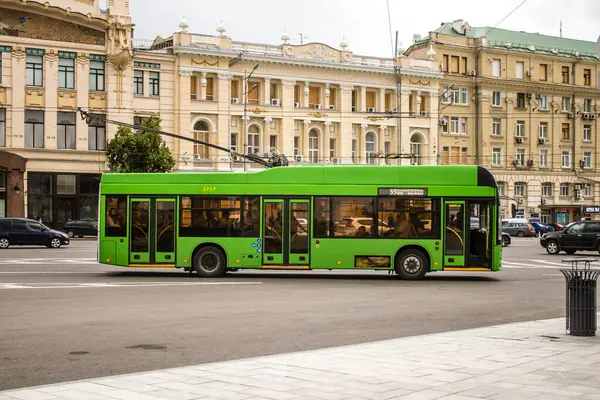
[[527, 159, 534, 167], [591, 114, 598, 120], [567, 112, 574, 118], [314, 104, 322, 110], [327, 105, 335, 110], [439, 119, 448, 126], [271, 98, 281, 106], [512, 159, 519, 166], [293, 102, 300, 108], [367, 107, 375, 113], [468, 70, 476, 76], [526, 70, 533, 77], [526, 93, 533, 98], [331, 157, 340, 164], [295, 155, 309, 163], [515, 137, 524, 144], [535, 94, 542, 99], [231, 98, 240, 104], [193, 154, 200, 160], [582, 113, 590, 120], [538, 137, 546, 145]]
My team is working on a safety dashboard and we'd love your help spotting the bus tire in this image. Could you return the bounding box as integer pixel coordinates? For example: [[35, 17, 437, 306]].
[[395, 249, 428, 280], [193, 246, 226, 277]]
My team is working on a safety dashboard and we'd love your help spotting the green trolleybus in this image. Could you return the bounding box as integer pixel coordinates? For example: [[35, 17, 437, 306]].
[[98, 165, 502, 279]]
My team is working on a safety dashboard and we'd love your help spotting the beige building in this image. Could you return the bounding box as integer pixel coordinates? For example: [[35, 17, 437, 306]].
[[406, 20, 600, 224], [0, 0, 443, 228]]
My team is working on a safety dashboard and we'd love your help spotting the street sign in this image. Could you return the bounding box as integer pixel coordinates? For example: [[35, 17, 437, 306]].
[[584, 206, 600, 214]]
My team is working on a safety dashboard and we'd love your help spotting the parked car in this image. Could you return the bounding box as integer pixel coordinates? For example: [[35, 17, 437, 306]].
[[501, 232, 511, 247], [548, 223, 565, 232], [0, 218, 70, 249], [63, 220, 98, 238], [541, 221, 600, 255], [502, 222, 536, 237], [529, 222, 554, 237]]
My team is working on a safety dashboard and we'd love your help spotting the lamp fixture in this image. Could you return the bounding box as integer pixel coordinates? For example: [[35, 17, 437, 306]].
[[13, 184, 20, 195]]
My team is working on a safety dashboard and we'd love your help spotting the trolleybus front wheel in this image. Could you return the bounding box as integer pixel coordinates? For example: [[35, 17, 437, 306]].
[[193, 246, 227, 277]]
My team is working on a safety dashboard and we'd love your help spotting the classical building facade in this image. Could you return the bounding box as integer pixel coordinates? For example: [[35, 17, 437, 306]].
[[406, 21, 600, 224]]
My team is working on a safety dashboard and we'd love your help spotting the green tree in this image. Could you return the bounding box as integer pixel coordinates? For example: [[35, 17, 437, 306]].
[[106, 114, 175, 173]]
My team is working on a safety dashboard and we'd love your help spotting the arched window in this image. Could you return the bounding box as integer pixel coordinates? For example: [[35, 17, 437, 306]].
[[365, 132, 376, 165], [193, 120, 210, 159], [309, 129, 319, 163], [247, 125, 260, 155], [410, 133, 422, 165]]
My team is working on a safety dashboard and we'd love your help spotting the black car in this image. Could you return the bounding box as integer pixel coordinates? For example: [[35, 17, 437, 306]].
[[502, 232, 511, 247], [63, 220, 98, 238], [540, 221, 600, 255], [0, 218, 70, 249]]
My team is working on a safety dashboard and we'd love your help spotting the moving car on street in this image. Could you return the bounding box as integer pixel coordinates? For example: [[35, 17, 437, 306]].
[[63, 220, 98, 238], [0, 218, 70, 249], [502, 222, 536, 237], [541, 220, 600, 255], [529, 222, 554, 237]]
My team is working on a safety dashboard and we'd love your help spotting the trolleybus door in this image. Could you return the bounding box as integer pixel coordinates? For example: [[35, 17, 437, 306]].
[[263, 199, 285, 266], [288, 200, 310, 267], [154, 198, 176, 265], [444, 201, 465, 267], [128, 197, 176, 266], [129, 198, 151, 264]]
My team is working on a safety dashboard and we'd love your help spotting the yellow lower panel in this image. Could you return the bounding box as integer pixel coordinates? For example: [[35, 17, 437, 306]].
[[444, 267, 491, 271], [261, 265, 310, 270], [128, 264, 176, 268]]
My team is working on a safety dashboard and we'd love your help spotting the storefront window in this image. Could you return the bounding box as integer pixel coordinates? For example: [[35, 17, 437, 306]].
[[28, 173, 53, 223]]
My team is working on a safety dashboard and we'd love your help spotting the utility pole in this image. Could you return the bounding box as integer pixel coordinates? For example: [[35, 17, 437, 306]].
[[394, 31, 402, 166], [243, 64, 259, 171]]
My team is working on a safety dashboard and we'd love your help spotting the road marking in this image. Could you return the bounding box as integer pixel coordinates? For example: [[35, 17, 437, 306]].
[[0, 272, 101, 274], [0, 281, 262, 289]]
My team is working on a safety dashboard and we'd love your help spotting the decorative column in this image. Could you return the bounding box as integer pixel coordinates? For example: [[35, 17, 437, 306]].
[[360, 123, 368, 164], [263, 78, 271, 105], [378, 126, 387, 165], [359, 86, 366, 112], [339, 84, 354, 163], [324, 83, 330, 109], [302, 119, 311, 157], [263, 117, 272, 153], [217, 73, 231, 170], [10, 46, 26, 149], [44, 48, 59, 150], [303, 81, 310, 108], [76, 53, 90, 152], [200, 72, 207, 101], [177, 69, 193, 169], [323, 121, 332, 160], [379, 88, 386, 112], [280, 79, 296, 157]]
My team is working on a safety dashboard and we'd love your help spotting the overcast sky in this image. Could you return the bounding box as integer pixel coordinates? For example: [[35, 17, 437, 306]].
[[109, 0, 599, 57]]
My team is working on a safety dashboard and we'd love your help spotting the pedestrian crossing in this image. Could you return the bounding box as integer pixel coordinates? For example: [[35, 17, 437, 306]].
[[0, 258, 98, 265], [502, 258, 597, 269]]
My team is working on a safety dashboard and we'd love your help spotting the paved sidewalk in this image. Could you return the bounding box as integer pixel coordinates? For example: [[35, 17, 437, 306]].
[[2, 315, 600, 400]]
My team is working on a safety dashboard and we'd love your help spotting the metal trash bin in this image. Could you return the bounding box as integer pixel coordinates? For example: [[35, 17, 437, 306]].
[[560, 258, 600, 337]]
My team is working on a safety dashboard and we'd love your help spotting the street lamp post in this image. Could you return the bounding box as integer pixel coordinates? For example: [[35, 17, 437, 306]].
[[243, 64, 259, 171]]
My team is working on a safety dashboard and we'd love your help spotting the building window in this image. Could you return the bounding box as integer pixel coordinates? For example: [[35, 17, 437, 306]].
[[206, 77, 214, 101], [89, 60, 105, 91], [351, 90, 357, 112], [190, 76, 198, 100], [294, 136, 300, 157], [561, 66, 570, 83], [88, 114, 106, 151], [351, 139, 357, 163], [450, 55, 460, 73], [584, 69, 591, 86], [442, 54, 449, 72], [24, 110, 44, 148], [561, 97, 570, 112], [57, 174, 76, 195], [514, 182, 525, 197], [541, 182, 552, 197], [451, 86, 460, 104], [441, 146, 449, 165], [516, 120, 525, 137], [442, 85, 450, 104], [230, 133, 237, 152], [583, 184, 592, 197], [492, 59, 501, 77], [308, 129, 319, 162], [492, 91, 501, 107], [559, 183, 570, 197], [450, 117, 459, 134], [516, 149, 525, 167], [584, 125, 592, 141], [26, 55, 43, 87], [539, 64, 548, 81], [441, 116, 448, 134], [461, 88, 468, 104], [516, 61, 524, 79], [365, 132, 376, 165], [247, 125, 260, 156], [561, 151, 571, 168], [562, 123, 570, 140], [539, 95, 548, 110], [327, 138, 336, 160], [193, 120, 210, 159], [540, 150, 548, 167], [460, 118, 467, 135], [0, 108, 5, 148], [149, 72, 160, 96], [583, 152, 592, 169], [410, 134, 421, 165], [58, 58, 75, 89], [133, 116, 149, 127], [539, 122, 548, 138], [461, 57, 467, 74], [492, 148, 501, 166], [497, 181, 505, 196], [269, 135, 277, 152], [461, 147, 468, 164], [583, 99, 592, 113], [134, 70, 144, 95], [516, 93, 526, 108], [57, 112, 76, 150], [492, 118, 501, 136]]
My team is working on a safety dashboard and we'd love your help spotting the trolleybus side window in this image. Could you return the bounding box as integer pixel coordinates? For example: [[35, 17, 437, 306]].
[[378, 198, 440, 239], [314, 197, 331, 238], [105, 195, 127, 237], [180, 196, 242, 237], [332, 197, 375, 238]]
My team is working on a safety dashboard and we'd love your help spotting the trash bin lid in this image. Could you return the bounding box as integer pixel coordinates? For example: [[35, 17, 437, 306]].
[[562, 258, 597, 263]]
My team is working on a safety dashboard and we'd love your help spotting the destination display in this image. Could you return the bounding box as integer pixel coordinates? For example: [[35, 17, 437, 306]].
[[377, 188, 428, 197]]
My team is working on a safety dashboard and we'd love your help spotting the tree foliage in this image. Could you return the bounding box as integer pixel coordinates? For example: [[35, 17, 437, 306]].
[[106, 115, 175, 173]]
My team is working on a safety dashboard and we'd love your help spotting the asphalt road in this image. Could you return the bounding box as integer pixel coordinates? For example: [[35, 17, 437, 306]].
[[0, 238, 597, 390]]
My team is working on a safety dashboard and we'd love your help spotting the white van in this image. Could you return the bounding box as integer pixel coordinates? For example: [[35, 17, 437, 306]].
[[502, 218, 528, 225]]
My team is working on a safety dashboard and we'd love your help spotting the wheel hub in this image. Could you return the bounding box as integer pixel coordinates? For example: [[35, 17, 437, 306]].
[[403, 256, 421, 274]]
